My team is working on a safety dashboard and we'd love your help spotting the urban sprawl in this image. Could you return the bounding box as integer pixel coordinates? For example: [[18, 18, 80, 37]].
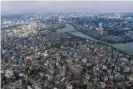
[[1, 13, 133, 89]]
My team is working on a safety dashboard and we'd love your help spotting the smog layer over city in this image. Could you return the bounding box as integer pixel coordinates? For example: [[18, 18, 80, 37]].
[[1, 1, 133, 89]]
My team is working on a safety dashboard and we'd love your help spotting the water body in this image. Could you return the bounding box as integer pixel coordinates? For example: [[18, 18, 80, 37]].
[[57, 24, 133, 55], [57, 24, 98, 41], [112, 43, 133, 55]]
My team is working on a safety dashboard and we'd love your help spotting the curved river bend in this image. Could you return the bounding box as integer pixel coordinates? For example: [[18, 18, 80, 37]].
[[57, 24, 133, 55]]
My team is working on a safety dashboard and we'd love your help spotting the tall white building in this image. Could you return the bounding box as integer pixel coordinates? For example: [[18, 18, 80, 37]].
[[96, 28, 104, 34], [96, 23, 104, 34], [99, 23, 102, 28], [28, 25, 31, 30]]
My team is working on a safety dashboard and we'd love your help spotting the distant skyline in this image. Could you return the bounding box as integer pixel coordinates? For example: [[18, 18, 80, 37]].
[[1, 1, 133, 14]]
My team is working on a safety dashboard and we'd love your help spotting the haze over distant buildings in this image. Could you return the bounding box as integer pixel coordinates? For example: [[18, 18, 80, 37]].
[[1, 1, 133, 14]]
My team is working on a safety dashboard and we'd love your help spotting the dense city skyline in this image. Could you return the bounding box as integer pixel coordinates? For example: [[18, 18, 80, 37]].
[[2, 1, 133, 14], [1, 1, 133, 89]]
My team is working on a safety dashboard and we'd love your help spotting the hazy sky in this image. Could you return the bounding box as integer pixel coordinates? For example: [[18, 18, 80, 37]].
[[1, 1, 133, 14]]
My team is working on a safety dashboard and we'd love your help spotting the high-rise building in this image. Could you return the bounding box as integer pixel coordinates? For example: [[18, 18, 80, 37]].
[[99, 23, 102, 28]]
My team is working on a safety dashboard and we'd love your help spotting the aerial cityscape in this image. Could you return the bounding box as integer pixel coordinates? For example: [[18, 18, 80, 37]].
[[1, 1, 133, 89]]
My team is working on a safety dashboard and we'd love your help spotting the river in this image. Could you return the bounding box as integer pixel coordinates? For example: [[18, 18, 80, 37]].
[[57, 24, 133, 55]]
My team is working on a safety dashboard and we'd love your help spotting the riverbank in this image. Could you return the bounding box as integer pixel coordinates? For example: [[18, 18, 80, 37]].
[[57, 23, 133, 56], [69, 23, 133, 44], [80, 30, 133, 44], [66, 32, 133, 57]]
